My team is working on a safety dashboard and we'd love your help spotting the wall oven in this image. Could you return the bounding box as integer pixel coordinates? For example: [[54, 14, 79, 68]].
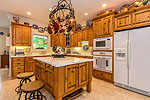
[[93, 37, 113, 50], [93, 52, 112, 73]]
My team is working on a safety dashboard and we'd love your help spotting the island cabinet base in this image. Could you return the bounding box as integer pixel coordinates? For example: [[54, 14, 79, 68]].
[[35, 60, 93, 100]]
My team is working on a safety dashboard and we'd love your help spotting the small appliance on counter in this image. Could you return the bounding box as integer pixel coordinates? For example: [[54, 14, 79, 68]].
[[15, 47, 25, 56]]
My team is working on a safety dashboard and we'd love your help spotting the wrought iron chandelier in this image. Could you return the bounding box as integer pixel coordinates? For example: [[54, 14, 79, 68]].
[[48, 0, 76, 34]]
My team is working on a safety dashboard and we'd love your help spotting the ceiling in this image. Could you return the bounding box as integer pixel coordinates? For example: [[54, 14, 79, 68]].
[[0, 0, 134, 28]]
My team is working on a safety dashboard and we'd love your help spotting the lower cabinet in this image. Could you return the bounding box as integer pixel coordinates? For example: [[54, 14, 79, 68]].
[[93, 69, 113, 83], [25, 60, 36, 73], [79, 63, 88, 86], [35, 61, 93, 100], [12, 57, 25, 78], [65, 64, 78, 92], [45, 71, 54, 93]]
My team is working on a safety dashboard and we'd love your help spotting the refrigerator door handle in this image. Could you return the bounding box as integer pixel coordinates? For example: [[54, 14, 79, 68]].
[[125, 40, 128, 68], [128, 40, 130, 69]]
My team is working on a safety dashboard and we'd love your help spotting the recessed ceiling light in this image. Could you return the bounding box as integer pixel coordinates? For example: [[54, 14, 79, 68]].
[[102, 4, 107, 7], [49, 8, 52, 11], [84, 13, 88, 16], [27, 12, 31, 15]]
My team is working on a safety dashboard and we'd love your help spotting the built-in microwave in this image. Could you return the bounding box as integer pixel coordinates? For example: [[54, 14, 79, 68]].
[[93, 37, 113, 50]]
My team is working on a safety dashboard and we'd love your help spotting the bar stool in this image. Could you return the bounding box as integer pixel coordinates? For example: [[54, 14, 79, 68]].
[[15, 72, 34, 100], [21, 80, 47, 100]]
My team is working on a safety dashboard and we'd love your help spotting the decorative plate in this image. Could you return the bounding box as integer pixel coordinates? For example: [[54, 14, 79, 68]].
[[61, 47, 65, 52], [52, 45, 57, 52], [44, 27, 48, 31], [0, 32, 4, 35], [66, 49, 71, 54], [38, 27, 45, 33], [32, 24, 39, 29], [83, 45, 89, 51]]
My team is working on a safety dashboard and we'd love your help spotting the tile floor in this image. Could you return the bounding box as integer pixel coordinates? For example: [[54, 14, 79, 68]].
[[0, 68, 149, 100]]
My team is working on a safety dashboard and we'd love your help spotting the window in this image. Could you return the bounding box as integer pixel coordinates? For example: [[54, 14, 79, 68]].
[[33, 35, 48, 49]]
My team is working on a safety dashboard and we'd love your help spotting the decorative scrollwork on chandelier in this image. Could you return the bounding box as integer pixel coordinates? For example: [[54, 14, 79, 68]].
[[48, 0, 76, 35]]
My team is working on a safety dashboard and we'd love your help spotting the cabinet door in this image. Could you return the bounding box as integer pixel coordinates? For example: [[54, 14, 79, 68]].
[[88, 29, 93, 47], [65, 65, 78, 92], [82, 30, 88, 41], [93, 19, 102, 37], [51, 34, 58, 46], [115, 14, 132, 31], [70, 32, 78, 47], [22, 27, 31, 46], [79, 63, 88, 86], [77, 30, 83, 42], [133, 9, 150, 27], [35, 64, 40, 79], [59, 34, 66, 47], [12, 25, 23, 46], [46, 71, 54, 93], [25, 61, 36, 73]]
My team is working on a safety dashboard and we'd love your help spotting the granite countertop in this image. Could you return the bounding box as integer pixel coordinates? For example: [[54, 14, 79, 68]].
[[67, 54, 93, 57], [11, 54, 93, 58], [10, 54, 52, 58], [34, 57, 93, 67]]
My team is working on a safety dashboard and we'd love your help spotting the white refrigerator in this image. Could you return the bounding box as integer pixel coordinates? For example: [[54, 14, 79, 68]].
[[114, 27, 150, 96]]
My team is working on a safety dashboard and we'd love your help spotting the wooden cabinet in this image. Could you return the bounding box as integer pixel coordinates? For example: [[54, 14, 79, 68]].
[[12, 22, 31, 46], [114, 4, 150, 31], [12, 57, 25, 78], [46, 71, 54, 93], [93, 19, 102, 37], [102, 16, 113, 35], [65, 64, 78, 92], [59, 34, 66, 47], [133, 9, 150, 27], [115, 14, 132, 31], [70, 32, 78, 47], [35, 61, 93, 100], [51, 34, 60, 46], [1, 55, 9, 68], [93, 12, 115, 38], [93, 69, 113, 83], [25, 57, 36, 73], [82, 30, 88, 41], [79, 63, 88, 86], [88, 28, 93, 47], [77, 30, 83, 42]]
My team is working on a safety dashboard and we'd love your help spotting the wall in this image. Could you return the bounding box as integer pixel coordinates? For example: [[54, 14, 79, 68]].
[[0, 28, 9, 68]]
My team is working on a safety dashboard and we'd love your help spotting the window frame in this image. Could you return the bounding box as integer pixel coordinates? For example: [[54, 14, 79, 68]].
[[31, 33, 50, 51]]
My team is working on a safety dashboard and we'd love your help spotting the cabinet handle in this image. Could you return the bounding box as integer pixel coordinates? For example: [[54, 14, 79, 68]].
[[17, 63, 21, 64]]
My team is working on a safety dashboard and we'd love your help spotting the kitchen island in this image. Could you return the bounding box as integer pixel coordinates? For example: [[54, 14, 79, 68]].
[[34, 57, 93, 100]]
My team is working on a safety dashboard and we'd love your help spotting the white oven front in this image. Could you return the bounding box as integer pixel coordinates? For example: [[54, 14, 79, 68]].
[[93, 55, 112, 73]]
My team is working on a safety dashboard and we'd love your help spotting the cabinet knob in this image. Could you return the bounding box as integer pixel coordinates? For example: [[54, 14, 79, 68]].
[[72, 71, 74, 73]]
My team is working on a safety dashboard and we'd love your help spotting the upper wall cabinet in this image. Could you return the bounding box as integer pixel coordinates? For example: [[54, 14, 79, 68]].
[[114, 14, 132, 31], [12, 22, 31, 46], [92, 12, 116, 38], [114, 4, 150, 31]]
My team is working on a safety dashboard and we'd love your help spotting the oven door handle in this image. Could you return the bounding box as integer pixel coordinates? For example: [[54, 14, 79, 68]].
[[96, 59, 97, 65]]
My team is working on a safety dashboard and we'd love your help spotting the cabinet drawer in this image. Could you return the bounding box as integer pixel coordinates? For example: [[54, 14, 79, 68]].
[[13, 62, 24, 66], [25, 57, 34, 61], [93, 69, 113, 82], [13, 70, 24, 77], [13, 57, 24, 62], [46, 64, 53, 73], [133, 9, 150, 25], [13, 66, 24, 71], [115, 14, 131, 31]]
